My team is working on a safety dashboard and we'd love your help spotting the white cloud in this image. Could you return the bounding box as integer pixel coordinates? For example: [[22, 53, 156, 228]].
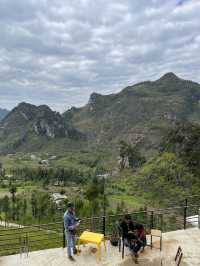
[[0, 0, 199, 112]]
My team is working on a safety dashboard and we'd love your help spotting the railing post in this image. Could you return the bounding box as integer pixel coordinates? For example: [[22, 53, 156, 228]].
[[184, 198, 188, 230], [161, 214, 163, 231], [102, 216, 106, 236], [198, 208, 200, 229], [150, 211, 154, 229], [144, 209, 148, 232], [63, 222, 65, 248]]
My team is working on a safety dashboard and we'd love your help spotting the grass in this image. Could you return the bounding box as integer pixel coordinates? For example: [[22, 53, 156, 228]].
[[0, 185, 38, 192], [109, 194, 145, 209], [0, 154, 38, 170], [0, 147, 114, 173], [0, 184, 41, 199]]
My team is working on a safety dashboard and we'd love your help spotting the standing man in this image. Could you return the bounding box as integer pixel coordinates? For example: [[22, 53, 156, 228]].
[[64, 202, 80, 261]]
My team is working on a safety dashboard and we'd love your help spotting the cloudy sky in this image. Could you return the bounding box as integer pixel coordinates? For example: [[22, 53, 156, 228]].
[[0, 0, 200, 112]]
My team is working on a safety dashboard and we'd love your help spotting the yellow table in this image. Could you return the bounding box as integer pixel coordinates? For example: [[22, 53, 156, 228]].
[[78, 231, 106, 260]]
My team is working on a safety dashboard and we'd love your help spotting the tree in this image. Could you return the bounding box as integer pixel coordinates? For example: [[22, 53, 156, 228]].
[[0, 162, 4, 178], [85, 176, 102, 216], [15, 197, 21, 221], [127, 146, 146, 168], [48, 201, 57, 221], [22, 197, 27, 220], [94, 161, 106, 176], [119, 141, 129, 169], [2, 196, 10, 221], [161, 122, 200, 176], [9, 185, 17, 220], [119, 141, 145, 169], [42, 177, 50, 188], [37, 193, 50, 223], [31, 193, 38, 218], [9, 186, 17, 201], [116, 200, 127, 214]]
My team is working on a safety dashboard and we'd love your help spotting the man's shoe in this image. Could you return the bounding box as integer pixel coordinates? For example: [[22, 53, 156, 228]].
[[134, 253, 139, 264], [68, 255, 75, 261]]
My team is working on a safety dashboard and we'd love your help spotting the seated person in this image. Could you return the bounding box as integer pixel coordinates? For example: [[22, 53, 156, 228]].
[[120, 215, 143, 259], [135, 223, 147, 250]]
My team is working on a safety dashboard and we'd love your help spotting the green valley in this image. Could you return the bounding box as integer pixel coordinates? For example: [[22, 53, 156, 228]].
[[0, 73, 200, 225]]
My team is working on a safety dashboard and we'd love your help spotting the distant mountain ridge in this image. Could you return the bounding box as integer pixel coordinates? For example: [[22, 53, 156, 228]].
[[2, 102, 67, 138], [0, 72, 200, 155], [0, 102, 84, 153], [0, 108, 9, 121], [63, 72, 200, 155]]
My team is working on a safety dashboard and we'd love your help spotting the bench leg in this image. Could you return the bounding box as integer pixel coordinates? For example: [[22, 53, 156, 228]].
[[77, 239, 81, 255], [160, 237, 162, 251], [119, 239, 121, 252], [104, 239, 106, 251], [97, 243, 101, 260], [122, 240, 125, 259]]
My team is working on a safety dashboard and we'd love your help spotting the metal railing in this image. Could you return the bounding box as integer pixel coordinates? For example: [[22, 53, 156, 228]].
[[0, 222, 63, 256], [0, 199, 200, 257]]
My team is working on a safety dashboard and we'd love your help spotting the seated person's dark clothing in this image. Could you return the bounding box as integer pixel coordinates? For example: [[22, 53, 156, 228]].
[[120, 220, 143, 254], [120, 220, 137, 240], [135, 223, 147, 248]]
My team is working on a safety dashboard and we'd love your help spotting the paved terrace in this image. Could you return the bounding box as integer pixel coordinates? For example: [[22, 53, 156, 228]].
[[0, 228, 199, 266]]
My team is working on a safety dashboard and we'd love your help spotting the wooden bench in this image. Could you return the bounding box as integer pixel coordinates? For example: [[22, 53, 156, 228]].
[[150, 229, 162, 251]]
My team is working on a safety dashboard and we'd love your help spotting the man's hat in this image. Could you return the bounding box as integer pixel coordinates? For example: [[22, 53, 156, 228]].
[[67, 202, 74, 208]]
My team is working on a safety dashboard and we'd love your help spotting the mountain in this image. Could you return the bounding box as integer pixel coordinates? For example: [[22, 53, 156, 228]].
[[64, 72, 200, 155], [1, 72, 200, 156], [0, 108, 9, 121], [0, 102, 84, 153]]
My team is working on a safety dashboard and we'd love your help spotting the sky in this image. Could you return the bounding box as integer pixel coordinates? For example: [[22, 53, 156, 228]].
[[0, 0, 200, 112]]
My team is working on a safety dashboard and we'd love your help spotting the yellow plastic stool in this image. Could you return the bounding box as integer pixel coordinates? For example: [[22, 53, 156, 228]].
[[78, 231, 106, 260]]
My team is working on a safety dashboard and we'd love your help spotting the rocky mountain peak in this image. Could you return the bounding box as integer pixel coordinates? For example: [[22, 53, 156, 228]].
[[158, 72, 180, 82], [88, 93, 102, 105], [0, 101, 85, 153]]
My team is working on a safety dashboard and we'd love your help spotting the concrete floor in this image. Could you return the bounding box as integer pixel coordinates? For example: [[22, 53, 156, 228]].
[[0, 228, 199, 266]]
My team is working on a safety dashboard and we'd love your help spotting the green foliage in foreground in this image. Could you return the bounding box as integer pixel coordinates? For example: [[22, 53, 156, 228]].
[[112, 152, 200, 208], [161, 122, 200, 176], [111, 123, 200, 208], [134, 152, 198, 205]]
